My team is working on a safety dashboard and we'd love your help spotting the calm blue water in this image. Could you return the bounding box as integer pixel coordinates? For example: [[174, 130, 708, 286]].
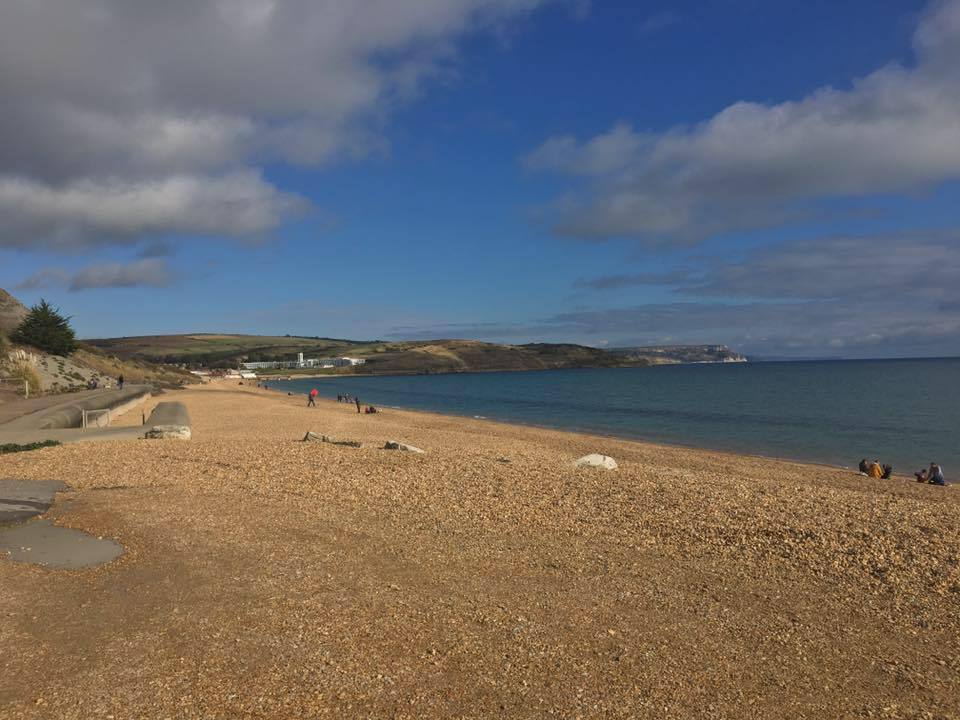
[[272, 359, 959, 477]]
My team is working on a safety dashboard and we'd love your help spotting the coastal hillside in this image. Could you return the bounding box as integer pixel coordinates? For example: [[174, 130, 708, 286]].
[[87, 334, 752, 374], [609, 344, 748, 364], [86, 334, 646, 374], [0, 288, 28, 335]]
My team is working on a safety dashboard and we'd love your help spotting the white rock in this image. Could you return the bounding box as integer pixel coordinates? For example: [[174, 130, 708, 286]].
[[573, 454, 617, 470], [384, 440, 425, 454]]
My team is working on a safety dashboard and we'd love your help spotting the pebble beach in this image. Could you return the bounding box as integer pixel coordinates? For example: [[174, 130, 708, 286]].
[[1, 382, 958, 719]]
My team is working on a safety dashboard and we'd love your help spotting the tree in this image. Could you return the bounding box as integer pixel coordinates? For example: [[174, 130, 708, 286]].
[[11, 299, 78, 356]]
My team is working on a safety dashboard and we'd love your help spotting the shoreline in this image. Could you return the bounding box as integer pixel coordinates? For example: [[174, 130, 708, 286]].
[[259, 377, 937, 484]]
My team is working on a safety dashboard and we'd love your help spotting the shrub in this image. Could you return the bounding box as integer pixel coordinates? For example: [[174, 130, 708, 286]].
[[11, 299, 78, 356], [8, 361, 42, 394], [0, 440, 61, 454]]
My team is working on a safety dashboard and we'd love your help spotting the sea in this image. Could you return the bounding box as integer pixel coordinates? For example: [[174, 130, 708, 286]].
[[271, 358, 959, 477]]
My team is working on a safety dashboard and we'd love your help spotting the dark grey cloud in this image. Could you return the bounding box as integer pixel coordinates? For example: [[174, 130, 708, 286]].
[[579, 232, 960, 302], [16, 259, 176, 292], [70, 259, 176, 291], [15, 269, 71, 291], [0, 0, 550, 250], [524, 0, 960, 243], [138, 240, 178, 259]]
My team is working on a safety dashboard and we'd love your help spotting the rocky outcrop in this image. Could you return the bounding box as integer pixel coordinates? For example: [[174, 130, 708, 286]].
[[573, 454, 618, 470]]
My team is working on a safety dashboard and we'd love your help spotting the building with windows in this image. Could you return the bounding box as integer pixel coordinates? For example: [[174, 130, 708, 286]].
[[240, 355, 366, 370]]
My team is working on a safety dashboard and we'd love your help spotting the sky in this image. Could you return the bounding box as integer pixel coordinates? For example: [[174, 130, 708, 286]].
[[1, 0, 959, 359]]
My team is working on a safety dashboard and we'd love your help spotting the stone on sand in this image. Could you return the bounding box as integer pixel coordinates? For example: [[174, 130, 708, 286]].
[[573, 453, 618, 470]]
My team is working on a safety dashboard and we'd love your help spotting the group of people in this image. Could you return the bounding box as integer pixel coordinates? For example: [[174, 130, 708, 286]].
[[914, 463, 946, 486], [858, 459, 893, 479], [858, 458, 946, 485], [307, 389, 378, 415], [86, 374, 124, 390]]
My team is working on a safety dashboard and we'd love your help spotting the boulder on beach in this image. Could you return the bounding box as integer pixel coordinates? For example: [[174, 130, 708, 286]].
[[384, 440, 425, 454], [573, 454, 618, 470]]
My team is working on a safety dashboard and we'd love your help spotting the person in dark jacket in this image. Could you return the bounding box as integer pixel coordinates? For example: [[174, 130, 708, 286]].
[[928, 463, 946, 486]]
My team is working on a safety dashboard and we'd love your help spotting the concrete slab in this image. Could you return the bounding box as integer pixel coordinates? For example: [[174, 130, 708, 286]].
[[0, 479, 68, 526], [0, 519, 123, 569]]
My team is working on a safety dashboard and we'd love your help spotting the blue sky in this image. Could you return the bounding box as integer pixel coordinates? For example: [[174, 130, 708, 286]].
[[1, 0, 958, 358]]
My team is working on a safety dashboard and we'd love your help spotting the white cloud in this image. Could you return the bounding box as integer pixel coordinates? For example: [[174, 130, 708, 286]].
[[0, 173, 303, 249], [525, 0, 960, 243], [0, 0, 549, 249]]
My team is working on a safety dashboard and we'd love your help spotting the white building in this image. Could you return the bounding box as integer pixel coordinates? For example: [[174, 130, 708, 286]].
[[241, 355, 366, 370]]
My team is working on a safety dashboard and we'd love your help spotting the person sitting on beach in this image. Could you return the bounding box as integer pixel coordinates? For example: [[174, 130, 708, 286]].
[[858, 459, 869, 475], [868, 460, 884, 479], [881, 464, 893, 480], [915, 468, 928, 483], [365, 405, 378, 414], [928, 463, 945, 486]]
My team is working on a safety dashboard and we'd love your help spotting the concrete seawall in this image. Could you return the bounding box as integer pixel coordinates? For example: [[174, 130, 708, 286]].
[[0, 397, 193, 445], [0, 385, 151, 432]]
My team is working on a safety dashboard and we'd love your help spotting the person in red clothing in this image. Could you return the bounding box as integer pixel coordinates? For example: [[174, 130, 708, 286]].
[[307, 388, 318, 407]]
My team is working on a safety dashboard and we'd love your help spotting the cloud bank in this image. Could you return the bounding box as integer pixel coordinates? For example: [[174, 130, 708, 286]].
[[393, 232, 960, 357], [0, 0, 549, 250], [525, 0, 960, 243]]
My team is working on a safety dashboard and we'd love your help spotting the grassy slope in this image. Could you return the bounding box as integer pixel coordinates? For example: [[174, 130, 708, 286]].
[[86, 334, 642, 374]]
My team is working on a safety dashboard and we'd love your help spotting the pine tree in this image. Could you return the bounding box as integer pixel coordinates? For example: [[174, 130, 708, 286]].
[[10, 299, 78, 356]]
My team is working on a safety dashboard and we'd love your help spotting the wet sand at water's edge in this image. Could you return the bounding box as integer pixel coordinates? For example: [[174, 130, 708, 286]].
[[0, 382, 957, 719]]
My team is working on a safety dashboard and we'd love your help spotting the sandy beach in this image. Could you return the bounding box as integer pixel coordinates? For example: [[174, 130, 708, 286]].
[[1, 382, 958, 719]]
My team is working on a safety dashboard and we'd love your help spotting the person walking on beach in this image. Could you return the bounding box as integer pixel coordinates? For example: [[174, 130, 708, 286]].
[[118, 374, 124, 390], [307, 388, 318, 407], [355, 396, 361, 414]]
